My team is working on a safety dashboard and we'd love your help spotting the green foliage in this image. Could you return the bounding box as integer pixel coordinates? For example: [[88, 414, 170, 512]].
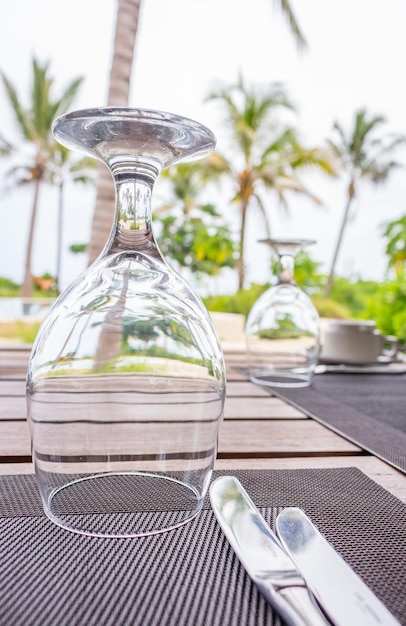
[[154, 161, 238, 279], [328, 277, 379, 317], [311, 296, 352, 319], [69, 243, 87, 254], [0, 320, 41, 343], [383, 214, 406, 279], [294, 251, 324, 291], [0, 276, 20, 296], [156, 212, 237, 278], [203, 284, 269, 317], [363, 279, 406, 342]]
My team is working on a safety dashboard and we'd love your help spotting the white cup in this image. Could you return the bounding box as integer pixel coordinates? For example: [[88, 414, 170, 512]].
[[320, 320, 398, 364]]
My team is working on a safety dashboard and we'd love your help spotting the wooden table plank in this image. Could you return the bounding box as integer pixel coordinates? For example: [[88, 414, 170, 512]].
[[0, 378, 278, 402], [0, 389, 305, 421], [219, 419, 361, 455], [0, 396, 26, 420], [225, 365, 247, 381], [0, 347, 30, 378], [215, 456, 406, 503], [0, 462, 34, 475], [225, 396, 306, 419], [0, 422, 30, 458], [18, 377, 251, 397], [226, 381, 269, 397], [0, 380, 25, 396], [0, 417, 362, 460]]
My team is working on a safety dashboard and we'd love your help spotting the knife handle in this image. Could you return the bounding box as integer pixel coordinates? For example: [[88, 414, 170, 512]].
[[276, 585, 331, 626]]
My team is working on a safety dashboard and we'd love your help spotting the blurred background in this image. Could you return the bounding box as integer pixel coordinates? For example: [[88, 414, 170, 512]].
[[1, 0, 406, 342]]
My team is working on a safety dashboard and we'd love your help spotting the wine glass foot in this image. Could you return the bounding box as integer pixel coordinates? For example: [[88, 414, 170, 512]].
[[249, 371, 313, 388], [42, 472, 204, 538]]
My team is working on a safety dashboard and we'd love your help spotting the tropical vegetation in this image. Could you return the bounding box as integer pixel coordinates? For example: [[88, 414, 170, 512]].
[[2, 211, 406, 342], [203, 247, 406, 344], [87, 0, 307, 263], [325, 108, 405, 295], [383, 215, 406, 280], [0, 58, 84, 297], [206, 75, 335, 289], [2, 1, 406, 350], [153, 162, 237, 281]]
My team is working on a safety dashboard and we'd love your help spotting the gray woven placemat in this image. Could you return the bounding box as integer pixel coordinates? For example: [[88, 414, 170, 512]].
[[313, 373, 406, 432], [269, 374, 406, 473], [1, 468, 405, 625]]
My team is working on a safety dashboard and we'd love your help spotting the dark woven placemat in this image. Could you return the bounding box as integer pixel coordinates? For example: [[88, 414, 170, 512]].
[[312, 373, 406, 432], [270, 374, 406, 473], [0, 468, 405, 626]]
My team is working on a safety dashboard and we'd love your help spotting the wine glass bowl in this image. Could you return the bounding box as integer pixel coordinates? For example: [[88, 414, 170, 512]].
[[26, 108, 226, 538], [245, 238, 320, 388]]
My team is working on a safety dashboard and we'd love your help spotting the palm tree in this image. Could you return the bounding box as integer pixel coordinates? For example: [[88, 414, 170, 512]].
[[207, 75, 334, 289], [1, 58, 83, 297], [87, 0, 143, 265], [49, 145, 96, 292], [87, 0, 305, 264], [325, 109, 405, 295]]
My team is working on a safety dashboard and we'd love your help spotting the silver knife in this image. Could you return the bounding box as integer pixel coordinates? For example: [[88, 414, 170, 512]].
[[209, 476, 331, 626], [276, 507, 401, 626]]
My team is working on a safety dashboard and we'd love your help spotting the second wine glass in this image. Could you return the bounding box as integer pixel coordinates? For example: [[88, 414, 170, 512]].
[[245, 238, 320, 388]]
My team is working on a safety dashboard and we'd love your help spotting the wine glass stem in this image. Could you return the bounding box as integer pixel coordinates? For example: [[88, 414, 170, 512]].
[[109, 173, 157, 251], [278, 253, 295, 284]]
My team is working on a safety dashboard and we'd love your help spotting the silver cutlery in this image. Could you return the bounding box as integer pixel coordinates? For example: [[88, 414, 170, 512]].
[[276, 507, 401, 626], [210, 476, 330, 626]]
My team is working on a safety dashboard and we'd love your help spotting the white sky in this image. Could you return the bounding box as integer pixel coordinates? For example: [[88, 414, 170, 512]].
[[0, 0, 406, 293]]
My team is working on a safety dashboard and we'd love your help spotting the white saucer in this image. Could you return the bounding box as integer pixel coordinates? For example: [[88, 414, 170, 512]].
[[315, 361, 406, 375], [318, 354, 402, 366]]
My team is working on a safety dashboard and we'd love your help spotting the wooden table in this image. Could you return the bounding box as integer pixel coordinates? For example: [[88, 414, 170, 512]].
[[1, 345, 405, 503]]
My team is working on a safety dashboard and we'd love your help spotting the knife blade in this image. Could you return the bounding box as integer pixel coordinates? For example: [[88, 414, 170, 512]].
[[276, 507, 401, 626], [209, 476, 331, 626]]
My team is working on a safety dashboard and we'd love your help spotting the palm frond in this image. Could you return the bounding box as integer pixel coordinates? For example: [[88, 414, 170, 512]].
[[272, 0, 307, 51], [1, 72, 34, 140], [0, 133, 13, 155], [287, 147, 337, 175], [331, 108, 405, 182], [253, 192, 272, 238], [53, 76, 84, 119]]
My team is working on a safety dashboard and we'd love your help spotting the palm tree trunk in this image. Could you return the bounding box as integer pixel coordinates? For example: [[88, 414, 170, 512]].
[[93, 272, 129, 370], [324, 180, 355, 296], [87, 0, 143, 265], [56, 181, 64, 294], [22, 178, 41, 298], [238, 200, 248, 290]]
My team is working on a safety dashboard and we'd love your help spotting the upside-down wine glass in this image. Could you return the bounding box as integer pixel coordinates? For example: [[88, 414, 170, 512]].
[[245, 238, 320, 388], [26, 107, 226, 538]]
